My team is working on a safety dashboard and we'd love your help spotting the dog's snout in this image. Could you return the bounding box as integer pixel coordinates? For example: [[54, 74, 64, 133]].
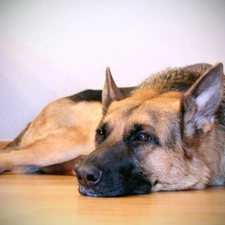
[[77, 166, 102, 187]]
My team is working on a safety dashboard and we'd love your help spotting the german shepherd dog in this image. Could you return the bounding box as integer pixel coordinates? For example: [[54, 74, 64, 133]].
[[1, 63, 224, 197]]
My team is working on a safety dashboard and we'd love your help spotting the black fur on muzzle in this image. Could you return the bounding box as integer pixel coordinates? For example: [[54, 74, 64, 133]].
[[75, 143, 151, 197]]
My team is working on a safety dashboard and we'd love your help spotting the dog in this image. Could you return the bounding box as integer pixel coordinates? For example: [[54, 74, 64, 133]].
[[75, 62, 225, 197], [1, 63, 224, 197]]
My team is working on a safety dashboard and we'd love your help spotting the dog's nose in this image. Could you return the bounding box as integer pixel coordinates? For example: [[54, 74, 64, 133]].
[[76, 165, 102, 187]]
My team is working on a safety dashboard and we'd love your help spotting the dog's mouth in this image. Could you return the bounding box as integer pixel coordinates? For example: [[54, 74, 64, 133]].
[[78, 183, 151, 197]]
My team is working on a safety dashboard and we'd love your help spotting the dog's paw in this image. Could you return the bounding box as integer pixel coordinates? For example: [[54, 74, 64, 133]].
[[0, 164, 8, 173]]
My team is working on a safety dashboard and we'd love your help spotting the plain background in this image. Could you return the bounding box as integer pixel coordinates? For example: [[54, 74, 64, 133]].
[[0, 0, 225, 140]]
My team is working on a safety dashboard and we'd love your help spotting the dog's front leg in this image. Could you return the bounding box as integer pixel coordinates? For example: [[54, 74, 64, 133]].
[[0, 99, 103, 174], [41, 155, 87, 175], [0, 140, 92, 174]]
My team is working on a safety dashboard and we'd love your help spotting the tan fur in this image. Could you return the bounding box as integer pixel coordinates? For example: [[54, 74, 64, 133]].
[[0, 98, 102, 174]]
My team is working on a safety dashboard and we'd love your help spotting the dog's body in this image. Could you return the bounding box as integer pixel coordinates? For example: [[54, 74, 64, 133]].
[[0, 88, 133, 174], [1, 63, 224, 197]]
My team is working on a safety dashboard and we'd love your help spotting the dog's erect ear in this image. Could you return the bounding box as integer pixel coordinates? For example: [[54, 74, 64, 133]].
[[182, 62, 224, 147], [102, 67, 124, 114]]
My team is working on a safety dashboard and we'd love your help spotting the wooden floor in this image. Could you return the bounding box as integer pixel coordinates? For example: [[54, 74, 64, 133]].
[[1, 142, 225, 225]]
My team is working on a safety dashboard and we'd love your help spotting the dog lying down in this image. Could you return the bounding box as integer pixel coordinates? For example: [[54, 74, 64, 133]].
[[1, 62, 224, 197]]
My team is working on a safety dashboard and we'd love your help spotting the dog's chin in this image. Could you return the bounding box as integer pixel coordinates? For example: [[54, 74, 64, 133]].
[[78, 184, 151, 197]]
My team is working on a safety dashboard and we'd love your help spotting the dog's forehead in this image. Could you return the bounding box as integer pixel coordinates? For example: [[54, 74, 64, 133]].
[[104, 92, 181, 126]]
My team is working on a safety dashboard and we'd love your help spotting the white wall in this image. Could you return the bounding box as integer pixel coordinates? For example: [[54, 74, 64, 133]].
[[0, 0, 225, 140]]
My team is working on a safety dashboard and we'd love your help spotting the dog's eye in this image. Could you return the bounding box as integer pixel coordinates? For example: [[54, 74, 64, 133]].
[[136, 132, 152, 142], [96, 129, 105, 141]]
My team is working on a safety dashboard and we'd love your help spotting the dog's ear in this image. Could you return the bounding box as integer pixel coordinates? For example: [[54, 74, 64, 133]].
[[102, 67, 124, 114], [181, 62, 224, 148]]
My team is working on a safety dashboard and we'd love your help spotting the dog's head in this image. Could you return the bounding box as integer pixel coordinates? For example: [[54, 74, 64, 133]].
[[76, 63, 224, 197]]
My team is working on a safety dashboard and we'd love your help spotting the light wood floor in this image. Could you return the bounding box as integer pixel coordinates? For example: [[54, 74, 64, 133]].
[[0, 142, 225, 225]]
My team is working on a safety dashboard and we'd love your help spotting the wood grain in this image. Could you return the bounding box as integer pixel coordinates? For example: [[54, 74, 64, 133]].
[[0, 141, 225, 225]]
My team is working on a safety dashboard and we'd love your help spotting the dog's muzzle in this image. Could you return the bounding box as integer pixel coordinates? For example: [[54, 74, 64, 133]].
[[75, 146, 151, 197]]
